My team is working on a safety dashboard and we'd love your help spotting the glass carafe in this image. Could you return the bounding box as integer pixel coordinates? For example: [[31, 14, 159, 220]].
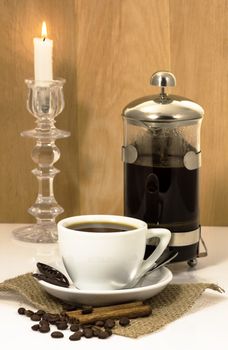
[[122, 71, 204, 263]]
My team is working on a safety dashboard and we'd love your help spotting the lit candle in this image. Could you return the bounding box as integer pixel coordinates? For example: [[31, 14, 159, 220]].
[[33, 22, 53, 81]]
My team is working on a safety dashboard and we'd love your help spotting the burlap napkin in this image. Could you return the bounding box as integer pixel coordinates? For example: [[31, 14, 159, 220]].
[[0, 273, 224, 338]]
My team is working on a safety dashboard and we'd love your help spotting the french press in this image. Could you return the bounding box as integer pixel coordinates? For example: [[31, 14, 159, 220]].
[[122, 71, 207, 265]]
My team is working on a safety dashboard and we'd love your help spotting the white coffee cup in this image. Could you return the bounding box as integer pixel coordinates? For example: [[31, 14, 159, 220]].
[[58, 215, 171, 290]]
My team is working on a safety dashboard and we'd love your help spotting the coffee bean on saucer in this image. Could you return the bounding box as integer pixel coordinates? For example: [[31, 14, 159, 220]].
[[17, 307, 26, 315], [51, 331, 64, 338], [104, 319, 115, 329], [119, 317, 130, 327], [31, 324, 40, 331], [69, 331, 82, 341]]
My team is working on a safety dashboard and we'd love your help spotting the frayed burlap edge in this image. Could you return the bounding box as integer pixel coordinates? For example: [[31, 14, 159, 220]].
[[113, 283, 224, 337], [0, 273, 62, 313], [0, 273, 224, 338]]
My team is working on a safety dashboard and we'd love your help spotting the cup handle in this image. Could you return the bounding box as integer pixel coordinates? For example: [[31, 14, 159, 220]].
[[134, 228, 171, 284]]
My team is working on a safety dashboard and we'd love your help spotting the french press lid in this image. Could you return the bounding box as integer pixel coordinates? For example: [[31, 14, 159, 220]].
[[122, 71, 204, 125]]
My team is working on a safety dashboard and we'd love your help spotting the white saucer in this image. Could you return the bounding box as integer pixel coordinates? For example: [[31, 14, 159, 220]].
[[37, 266, 173, 306]]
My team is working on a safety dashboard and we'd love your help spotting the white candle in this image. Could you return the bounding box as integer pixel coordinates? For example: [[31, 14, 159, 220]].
[[33, 22, 53, 81]]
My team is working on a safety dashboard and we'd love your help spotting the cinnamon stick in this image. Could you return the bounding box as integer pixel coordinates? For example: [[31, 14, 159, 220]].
[[66, 301, 152, 325]]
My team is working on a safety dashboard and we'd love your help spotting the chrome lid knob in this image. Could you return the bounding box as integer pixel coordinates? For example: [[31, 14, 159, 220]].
[[150, 71, 176, 87]]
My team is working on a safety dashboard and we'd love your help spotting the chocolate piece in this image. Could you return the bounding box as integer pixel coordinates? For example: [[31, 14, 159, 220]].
[[33, 262, 70, 288], [33, 273, 69, 288]]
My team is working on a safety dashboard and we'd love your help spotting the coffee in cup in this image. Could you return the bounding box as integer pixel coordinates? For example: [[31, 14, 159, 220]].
[[58, 215, 171, 290]]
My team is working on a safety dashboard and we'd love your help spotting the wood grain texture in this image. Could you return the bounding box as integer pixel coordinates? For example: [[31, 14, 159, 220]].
[[75, 0, 170, 215], [0, 0, 227, 225], [0, 0, 79, 222], [169, 0, 228, 225]]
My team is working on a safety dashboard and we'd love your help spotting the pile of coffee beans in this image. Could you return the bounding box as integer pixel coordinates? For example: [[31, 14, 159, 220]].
[[17, 307, 130, 341]]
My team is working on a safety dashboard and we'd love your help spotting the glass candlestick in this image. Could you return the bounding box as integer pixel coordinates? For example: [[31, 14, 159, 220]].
[[13, 79, 70, 243]]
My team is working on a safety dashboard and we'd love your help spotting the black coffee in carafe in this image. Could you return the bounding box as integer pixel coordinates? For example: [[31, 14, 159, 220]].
[[125, 163, 199, 232], [122, 71, 206, 265]]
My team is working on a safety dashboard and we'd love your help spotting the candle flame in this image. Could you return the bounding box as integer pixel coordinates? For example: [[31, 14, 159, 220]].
[[41, 21, 47, 40]]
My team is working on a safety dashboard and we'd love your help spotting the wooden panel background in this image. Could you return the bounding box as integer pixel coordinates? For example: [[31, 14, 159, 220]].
[[0, 0, 227, 226]]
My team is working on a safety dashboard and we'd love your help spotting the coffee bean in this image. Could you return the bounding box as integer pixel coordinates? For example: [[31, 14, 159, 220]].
[[68, 316, 79, 324], [56, 321, 68, 330], [51, 331, 64, 338], [62, 303, 79, 312], [70, 324, 80, 332], [59, 314, 69, 323], [31, 324, 40, 331], [36, 309, 45, 316], [17, 307, 26, 315], [31, 313, 42, 322], [83, 328, 93, 338], [17, 306, 120, 342], [98, 330, 111, 339], [25, 310, 34, 317], [119, 317, 130, 326], [39, 319, 49, 327], [69, 331, 82, 341], [92, 326, 101, 337], [104, 328, 113, 336], [39, 325, 50, 333], [104, 319, 115, 329], [81, 305, 93, 314], [45, 313, 60, 324]]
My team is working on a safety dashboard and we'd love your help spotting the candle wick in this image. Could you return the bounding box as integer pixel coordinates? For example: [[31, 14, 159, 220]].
[[43, 37, 46, 42]]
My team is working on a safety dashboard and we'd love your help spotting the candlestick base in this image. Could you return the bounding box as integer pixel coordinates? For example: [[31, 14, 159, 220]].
[[13, 223, 58, 243]]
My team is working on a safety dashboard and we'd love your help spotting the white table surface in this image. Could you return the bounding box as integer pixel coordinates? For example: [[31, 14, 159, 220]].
[[0, 224, 228, 350]]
